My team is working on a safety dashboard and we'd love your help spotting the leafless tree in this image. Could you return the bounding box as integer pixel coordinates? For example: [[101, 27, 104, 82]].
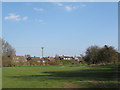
[[1, 38, 16, 57]]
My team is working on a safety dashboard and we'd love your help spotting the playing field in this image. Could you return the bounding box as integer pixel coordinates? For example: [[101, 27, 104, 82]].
[[2, 64, 120, 88]]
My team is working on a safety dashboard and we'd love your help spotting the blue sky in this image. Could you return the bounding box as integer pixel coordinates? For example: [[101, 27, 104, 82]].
[[2, 2, 118, 57]]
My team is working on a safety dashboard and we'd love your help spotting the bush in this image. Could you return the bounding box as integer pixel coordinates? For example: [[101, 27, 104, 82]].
[[2, 56, 13, 67], [61, 60, 72, 65], [49, 60, 62, 65]]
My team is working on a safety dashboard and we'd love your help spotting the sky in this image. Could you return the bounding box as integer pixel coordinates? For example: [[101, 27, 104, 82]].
[[2, 2, 118, 57]]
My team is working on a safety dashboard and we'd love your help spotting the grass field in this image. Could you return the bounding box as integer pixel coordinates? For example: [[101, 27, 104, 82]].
[[2, 64, 120, 88]]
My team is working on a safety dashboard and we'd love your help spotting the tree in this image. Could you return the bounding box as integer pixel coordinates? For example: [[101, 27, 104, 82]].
[[1, 38, 16, 66], [2, 38, 16, 57], [98, 45, 118, 64], [84, 45, 118, 65], [84, 45, 100, 64]]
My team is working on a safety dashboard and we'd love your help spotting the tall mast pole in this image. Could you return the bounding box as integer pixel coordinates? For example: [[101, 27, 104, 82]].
[[41, 47, 44, 58]]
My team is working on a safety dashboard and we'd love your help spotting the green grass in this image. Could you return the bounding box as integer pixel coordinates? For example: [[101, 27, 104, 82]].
[[2, 64, 120, 88]]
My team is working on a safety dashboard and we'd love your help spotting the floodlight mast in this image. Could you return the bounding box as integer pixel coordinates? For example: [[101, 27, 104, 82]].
[[41, 47, 44, 58]]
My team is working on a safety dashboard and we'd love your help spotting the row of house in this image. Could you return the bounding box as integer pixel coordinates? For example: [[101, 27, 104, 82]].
[[12, 55, 42, 63], [12, 55, 82, 63], [55, 56, 80, 61]]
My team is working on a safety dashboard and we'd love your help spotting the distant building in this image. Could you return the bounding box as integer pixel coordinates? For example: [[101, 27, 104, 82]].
[[48, 58, 54, 61], [63, 56, 73, 60], [32, 56, 45, 63], [13, 55, 27, 62], [56, 56, 73, 60], [34, 57, 40, 59], [25, 54, 32, 61]]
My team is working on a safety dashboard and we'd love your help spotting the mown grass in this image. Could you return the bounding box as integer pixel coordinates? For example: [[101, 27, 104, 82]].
[[2, 64, 120, 88]]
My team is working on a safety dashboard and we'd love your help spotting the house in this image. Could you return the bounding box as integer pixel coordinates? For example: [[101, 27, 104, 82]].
[[63, 56, 73, 60], [25, 54, 32, 61], [74, 56, 80, 61], [54, 56, 73, 60], [34, 57, 40, 59], [48, 58, 54, 61], [59, 56, 73, 60], [32, 56, 45, 63], [12, 55, 27, 62], [54, 56, 63, 60]]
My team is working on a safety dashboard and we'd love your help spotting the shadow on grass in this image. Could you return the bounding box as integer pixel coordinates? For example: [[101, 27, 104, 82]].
[[8, 65, 119, 88], [9, 66, 118, 80]]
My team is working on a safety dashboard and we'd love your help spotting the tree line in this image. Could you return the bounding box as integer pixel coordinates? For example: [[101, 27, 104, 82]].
[[84, 45, 119, 65], [1, 38, 120, 66]]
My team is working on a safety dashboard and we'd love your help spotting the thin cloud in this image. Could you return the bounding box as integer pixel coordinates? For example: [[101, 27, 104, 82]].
[[4, 13, 21, 21], [34, 8, 44, 12], [65, 6, 72, 12], [35, 19, 47, 24], [65, 4, 87, 12], [23, 17, 28, 20], [15, 18, 21, 21], [53, 2, 63, 6], [80, 4, 87, 7], [38, 19, 46, 24], [54, 2, 86, 12], [57, 2, 63, 6], [72, 6, 80, 9], [39, 19, 43, 23], [4, 13, 28, 22], [55, 2, 63, 6]]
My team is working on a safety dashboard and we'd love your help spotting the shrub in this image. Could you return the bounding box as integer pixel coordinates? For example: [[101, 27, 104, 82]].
[[2, 56, 13, 67], [49, 60, 62, 65]]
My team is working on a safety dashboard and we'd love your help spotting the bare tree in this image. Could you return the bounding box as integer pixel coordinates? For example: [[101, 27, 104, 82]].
[[1, 38, 16, 66], [2, 39, 16, 57]]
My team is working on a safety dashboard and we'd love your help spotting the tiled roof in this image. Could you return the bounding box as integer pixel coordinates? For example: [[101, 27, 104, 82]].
[[34, 57, 40, 59], [48, 58, 54, 61]]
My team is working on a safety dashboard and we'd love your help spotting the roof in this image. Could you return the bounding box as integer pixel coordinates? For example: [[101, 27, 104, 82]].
[[48, 58, 54, 61], [60, 56, 73, 58], [14, 56, 24, 58], [64, 57, 72, 58], [34, 57, 40, 59]]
